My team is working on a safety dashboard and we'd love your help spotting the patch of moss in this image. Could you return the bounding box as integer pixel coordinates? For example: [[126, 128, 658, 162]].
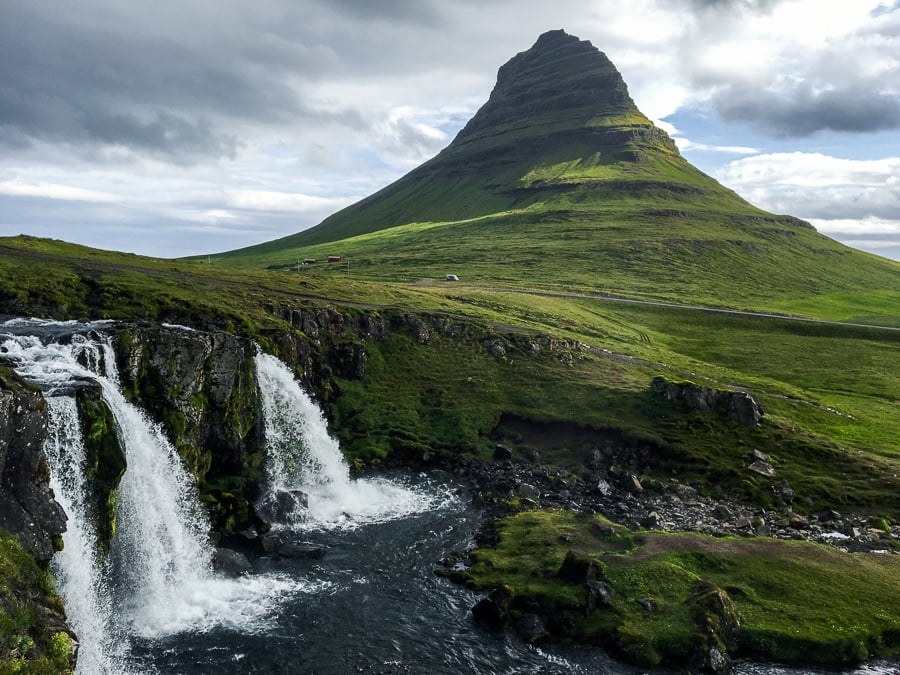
[[0, 531, 74, 674], [74, 390, 126, 551]]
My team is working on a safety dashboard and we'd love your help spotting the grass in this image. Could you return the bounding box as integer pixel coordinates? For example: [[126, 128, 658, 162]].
[[459, 509, 900, 669], [2, 234, 898, 516], [0, 531, 74, 674]]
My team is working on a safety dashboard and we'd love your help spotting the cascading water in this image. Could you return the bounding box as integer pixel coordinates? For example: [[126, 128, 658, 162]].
[[255, 351, 440, 529], [44, 396, 124, 674], [1, 320, 312, 673]]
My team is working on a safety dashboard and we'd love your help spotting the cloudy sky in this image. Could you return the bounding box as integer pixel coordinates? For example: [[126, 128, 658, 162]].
[[1, 0, 899, 261]]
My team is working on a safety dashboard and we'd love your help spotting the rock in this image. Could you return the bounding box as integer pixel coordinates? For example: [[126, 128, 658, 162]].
[[729, 392, 764, 427], [713, 504, 734, 520], [651, 377, 763, 427], [559, 550, 601, 583], [641, 511, 660, 529], [260, 530, 288, 553], [686, 580, 740, 673], [0, 372, 67, 562], [213, 547, 252, 577], [635, 598, 656, 613], [257, 489, 309, 523], [517, 482, 541, 499], [472, 585, 514, 630], [278, 542, 328, 559], [594, 478, 612, 497], [747, 460, 775, 477], [493, 444, 513, 461], [750, 449, 770, 463], [626, 474, 643, 494], [514, 613, 550, 644], [585, 580, 615, 611]]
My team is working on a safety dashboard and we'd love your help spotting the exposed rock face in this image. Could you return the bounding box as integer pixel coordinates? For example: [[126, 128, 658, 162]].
[[113, 324, 264, 534], [452, 29, 675, 161], [0, 369, 66, 562], [651, 376, 764, 427]]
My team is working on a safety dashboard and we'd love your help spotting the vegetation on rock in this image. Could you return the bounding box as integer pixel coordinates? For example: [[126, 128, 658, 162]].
[[453, 510, 900, 669]]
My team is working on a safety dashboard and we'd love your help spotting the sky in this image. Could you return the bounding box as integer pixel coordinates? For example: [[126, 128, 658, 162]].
[[1, 0, 899, 261]]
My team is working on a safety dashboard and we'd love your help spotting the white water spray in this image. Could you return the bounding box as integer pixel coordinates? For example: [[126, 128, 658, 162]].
[[255, 352, 438, 529]]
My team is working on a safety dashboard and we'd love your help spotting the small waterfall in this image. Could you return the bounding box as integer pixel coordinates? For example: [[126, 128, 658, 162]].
[[1, 321, 313, 673], [255, 351, 436, 529], [44, 396, 125, 674]]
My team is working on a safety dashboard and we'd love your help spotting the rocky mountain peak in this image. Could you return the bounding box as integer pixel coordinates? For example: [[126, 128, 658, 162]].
[[453, 29, 642, 146]]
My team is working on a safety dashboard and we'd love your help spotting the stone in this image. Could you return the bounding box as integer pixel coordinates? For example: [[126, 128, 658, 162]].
[[748, 460, 775, 477], [472, 585, 514, 630], [493, 444, 513, 461], [594, 479, 612, 497], [213, 547, 252, 577], [635, 598, 656, 613], [686, 581, 740, 673], [514, 613, 550, 644], [278, 542, 328, 559], [257, 489, 309, 523], [626, 474, 643, 494], [558, 550, 601, 583], [517, 482, 541, 499], [729, 392, 764, 427], [585, 580, 615, 611]]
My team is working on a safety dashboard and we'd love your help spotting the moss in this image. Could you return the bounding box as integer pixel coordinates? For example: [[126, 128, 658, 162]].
[[74, 390, 126, 552], [458, 510, 900, 670], [0, 532, 74, 674]]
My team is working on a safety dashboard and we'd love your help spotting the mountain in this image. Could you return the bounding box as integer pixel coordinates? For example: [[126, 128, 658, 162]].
[[213, 30, 899, 312]]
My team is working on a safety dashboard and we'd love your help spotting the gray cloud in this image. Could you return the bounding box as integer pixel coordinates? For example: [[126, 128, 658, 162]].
[[715, 84, 900, 136]]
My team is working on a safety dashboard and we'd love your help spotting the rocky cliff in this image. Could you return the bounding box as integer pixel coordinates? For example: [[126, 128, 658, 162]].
[[0, 367, 74, 673], [0, 367, 66, 562]]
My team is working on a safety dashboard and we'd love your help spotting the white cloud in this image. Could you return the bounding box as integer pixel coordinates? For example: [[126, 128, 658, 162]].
[[809, 216, 900, 236], [713, 152, 900, 220], [0, 178, 119, 203], [675, 138, 759, 154], [224, 189, 358, 213]]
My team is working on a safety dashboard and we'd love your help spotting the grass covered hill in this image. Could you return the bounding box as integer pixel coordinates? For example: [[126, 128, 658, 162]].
[[209, 30, 900, 313]]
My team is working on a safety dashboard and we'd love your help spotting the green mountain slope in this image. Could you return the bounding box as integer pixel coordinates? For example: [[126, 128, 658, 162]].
[[211, 30, 899, 312]]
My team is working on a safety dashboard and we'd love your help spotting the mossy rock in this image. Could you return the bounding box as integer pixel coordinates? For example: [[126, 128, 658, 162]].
[[75, 388, 127, 552]]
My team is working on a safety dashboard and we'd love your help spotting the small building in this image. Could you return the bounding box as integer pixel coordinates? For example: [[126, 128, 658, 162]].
[[445, 274, 459, 281], [327, 255, 342, 263], [303, 258, 317, 265]]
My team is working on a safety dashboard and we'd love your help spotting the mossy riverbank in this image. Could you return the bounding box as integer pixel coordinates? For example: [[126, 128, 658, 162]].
[[450, 509, 900, 671]]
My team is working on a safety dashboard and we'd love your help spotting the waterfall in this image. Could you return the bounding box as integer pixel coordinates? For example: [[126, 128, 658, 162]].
[[255, 352, 436, 529], [1, 321, 313, 673], [44, 396, 125, 674]]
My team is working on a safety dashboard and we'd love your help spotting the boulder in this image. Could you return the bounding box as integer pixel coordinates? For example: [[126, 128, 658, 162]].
[[277, 542, 328, 559], [515, 613, 550, 644], [472, 585, 515, 630], [686, 580, 740, 673], [213, 547, 252, 577], [585, 580, 615, 612], [558, 550, 601, 583], [257, 489, 309, 523], [493, 444, 513, 461]]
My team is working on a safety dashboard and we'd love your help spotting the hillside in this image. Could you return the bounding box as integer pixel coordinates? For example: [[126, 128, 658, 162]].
[[210, 30, 900, 313]]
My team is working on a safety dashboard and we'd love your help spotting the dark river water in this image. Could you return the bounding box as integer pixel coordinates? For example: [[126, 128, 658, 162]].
[[125, 475, 656, 674], [125, 475, 895, 675]]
